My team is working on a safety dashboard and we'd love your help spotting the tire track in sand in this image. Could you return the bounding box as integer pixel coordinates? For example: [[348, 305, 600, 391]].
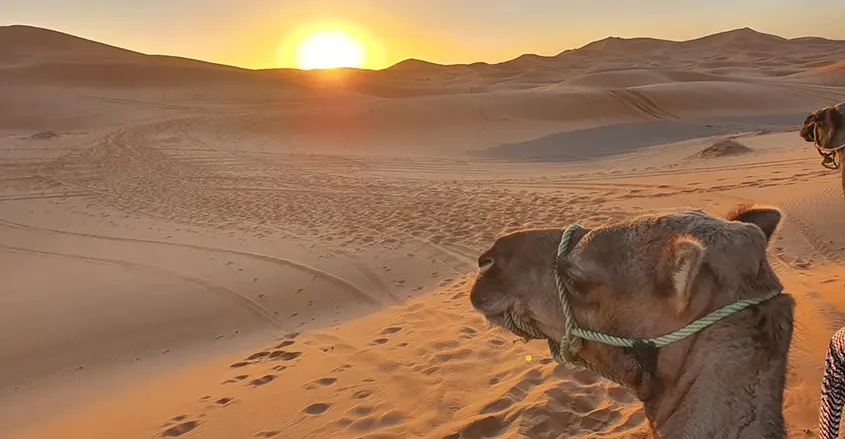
[[0, 219, 381, 307], [0, 244, 282, 329]]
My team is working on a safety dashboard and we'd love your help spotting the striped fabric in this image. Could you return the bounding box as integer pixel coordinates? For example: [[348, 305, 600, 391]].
[[820, 326, 845, 439]]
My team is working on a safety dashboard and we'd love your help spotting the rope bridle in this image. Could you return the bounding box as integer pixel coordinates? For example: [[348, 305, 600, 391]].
[[808, 118, 845, 170], [501, 223, 783, 386], [815, 145, 842, 171]]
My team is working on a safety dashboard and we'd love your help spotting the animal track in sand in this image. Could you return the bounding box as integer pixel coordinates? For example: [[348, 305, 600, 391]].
[[247, 351, 270, 360], [222, 375, 249, 384], [255, 431, 280, 438], [332, 364, 352, 373], [249, 375, 276, 387], [161, 421, 199, 437], [380, 410, 405, 426], [272, 351, 302, 361], [369, 338, 389, 345], [349, 405, 374, 417], [353, 389, 373, 399], [381, 326, 402, 335], [312, 377, 337, 387], [304, 403, 331, 415], [458, 327, 478, 339], [215, 397, 234, 406], [274, 340, 295, 348]]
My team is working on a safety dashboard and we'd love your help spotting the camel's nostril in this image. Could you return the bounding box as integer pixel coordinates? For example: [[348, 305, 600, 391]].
[[478, 256, 494, 273]]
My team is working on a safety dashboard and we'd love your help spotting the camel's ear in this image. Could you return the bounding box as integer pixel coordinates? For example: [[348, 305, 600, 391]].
[[823, 106, 842, 132], [726, 204, 782, 243], [667, 236, 706, 314]]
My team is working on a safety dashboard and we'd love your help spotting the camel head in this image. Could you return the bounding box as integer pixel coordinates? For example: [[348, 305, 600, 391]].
[[470, 204, 794, 430], [800, 102, 845, 150]]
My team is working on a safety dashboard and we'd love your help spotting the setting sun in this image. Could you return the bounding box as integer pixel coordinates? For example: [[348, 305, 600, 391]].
[[295, 29, 366, 70]]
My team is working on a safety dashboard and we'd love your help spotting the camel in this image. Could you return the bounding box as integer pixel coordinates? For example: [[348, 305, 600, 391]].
[[469, 204, 794, 438], [799, 102, 845, 198], [800, 102, 845, 152]]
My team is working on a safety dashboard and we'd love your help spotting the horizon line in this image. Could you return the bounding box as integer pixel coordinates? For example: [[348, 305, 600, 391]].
[[2, 23, 843, 73]]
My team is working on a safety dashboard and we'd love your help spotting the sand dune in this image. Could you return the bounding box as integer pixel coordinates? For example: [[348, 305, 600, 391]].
[[1, 24, 845, 439], [787, 60, 845, 86]]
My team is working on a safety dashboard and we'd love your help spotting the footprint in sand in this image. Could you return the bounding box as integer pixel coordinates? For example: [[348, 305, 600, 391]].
[[247, 351, 270, 360], [255, 431, 280, 438], [380, 410, 405, 426], [303, 403, 331, 415], [161, 421, 199, 437], [369, 338, 389, 345], [274, 340, 295, 349], [249, 375, 276, 387], [349, 405, 374, 417], [229, 361, 249, 368], [331, 364, 352, 373], [272, 351, 302, 361], [215, 397, 234, 407], [382, 326, 402, 335], [222, 375, 249, 384], [458, 327, 477, 339], [305, 377, 337, 390], [353, 389, 373, 399]]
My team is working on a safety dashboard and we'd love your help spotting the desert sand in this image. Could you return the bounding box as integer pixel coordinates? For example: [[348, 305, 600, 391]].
[[2, 24, 845, 438]]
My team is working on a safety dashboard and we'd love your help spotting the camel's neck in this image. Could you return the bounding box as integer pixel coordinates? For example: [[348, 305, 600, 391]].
[[642, 297, 794, 438]]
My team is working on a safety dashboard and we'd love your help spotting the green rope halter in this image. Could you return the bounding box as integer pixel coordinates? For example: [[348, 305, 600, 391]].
[[502, 223, 783, 386]]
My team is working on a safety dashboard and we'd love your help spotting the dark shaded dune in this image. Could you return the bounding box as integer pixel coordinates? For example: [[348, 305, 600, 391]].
[[474, 111, 805, 162], [787, 60, 845, 86], [801, 59, 844, 69], [696, 60, 748, 69], [563, 69, 732, 88], [474, 121, 739, 161], [495, 69, 566, 85], [627, 81, 831, 115]]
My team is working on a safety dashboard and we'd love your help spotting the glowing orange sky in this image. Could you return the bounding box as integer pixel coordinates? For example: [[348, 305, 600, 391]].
[[3, 0, 845, 70]]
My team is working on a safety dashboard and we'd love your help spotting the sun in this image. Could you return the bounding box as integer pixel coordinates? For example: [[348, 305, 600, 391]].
[[295, 29, 366, 70]]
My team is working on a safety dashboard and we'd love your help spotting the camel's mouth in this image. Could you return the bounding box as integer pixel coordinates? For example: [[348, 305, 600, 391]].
[[481, 312, 507, 329]]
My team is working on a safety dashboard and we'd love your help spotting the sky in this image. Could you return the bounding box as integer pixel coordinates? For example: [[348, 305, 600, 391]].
[[3, 0, 845, 70]]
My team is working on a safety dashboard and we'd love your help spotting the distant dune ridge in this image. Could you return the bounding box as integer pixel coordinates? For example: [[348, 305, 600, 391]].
[[1, 25, 844, 157], [2, 23, 845, 439]]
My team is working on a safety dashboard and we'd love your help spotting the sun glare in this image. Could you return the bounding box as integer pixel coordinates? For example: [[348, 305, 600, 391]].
[[295, 29, 366, 70]]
